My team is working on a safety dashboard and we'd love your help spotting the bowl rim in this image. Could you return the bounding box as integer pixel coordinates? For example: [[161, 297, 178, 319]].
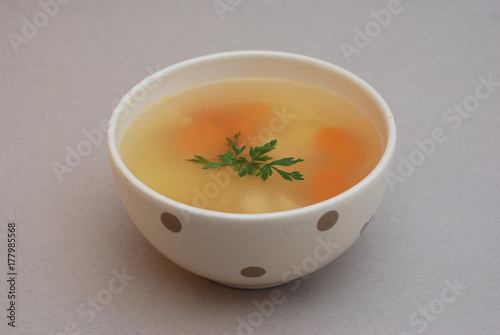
[[107, 50, 396, 220]]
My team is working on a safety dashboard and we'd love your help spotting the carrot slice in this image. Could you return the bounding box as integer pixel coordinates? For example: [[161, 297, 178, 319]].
[[221, 102, 272, 141], [176, 102, 272, 157], [176, 119, 227, 158], [311, 168, 349, 203], [315, 126, 363, 168], [310, 126, 366, 203], [202, 102, 270, 128]]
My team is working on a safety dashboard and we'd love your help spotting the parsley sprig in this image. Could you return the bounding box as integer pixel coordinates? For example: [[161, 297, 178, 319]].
[[187, 133, 304, 181]]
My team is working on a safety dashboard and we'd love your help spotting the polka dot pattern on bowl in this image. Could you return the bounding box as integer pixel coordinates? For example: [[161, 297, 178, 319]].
[[159, 209, 372, 282], [161, 212, 182, 233], [317, 210, 339, 231], [240, 266, 266, 278]]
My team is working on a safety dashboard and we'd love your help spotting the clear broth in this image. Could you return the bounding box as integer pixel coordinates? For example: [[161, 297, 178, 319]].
[[119, 77, 383, 213]]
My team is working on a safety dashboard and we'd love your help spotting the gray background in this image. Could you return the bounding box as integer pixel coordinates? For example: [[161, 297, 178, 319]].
[[1, 1, 499, 334]]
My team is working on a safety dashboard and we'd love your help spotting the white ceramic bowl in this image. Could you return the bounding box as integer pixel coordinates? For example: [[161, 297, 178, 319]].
[[107, 51, 396, 289]]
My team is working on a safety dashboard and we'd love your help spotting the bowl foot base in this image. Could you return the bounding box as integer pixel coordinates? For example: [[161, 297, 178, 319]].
[[211, 279, 290, 290]]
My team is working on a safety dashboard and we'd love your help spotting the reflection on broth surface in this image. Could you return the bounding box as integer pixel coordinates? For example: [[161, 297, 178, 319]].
[[119, 77, 383, 213]]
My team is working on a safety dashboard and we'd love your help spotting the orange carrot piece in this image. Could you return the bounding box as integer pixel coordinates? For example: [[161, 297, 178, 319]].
[[315, 126, 363, 168], [176, 119, 227, 157], [311, 168, 349, 203], [176, 102, 272, 157], [223, 102, 272, 140]]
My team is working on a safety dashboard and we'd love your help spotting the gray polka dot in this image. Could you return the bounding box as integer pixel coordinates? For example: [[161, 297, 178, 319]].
[[317, 210, 339, 231], [240, 266, 266, 278], [161, 212, 182, 233], [360, 216, 374, 235]]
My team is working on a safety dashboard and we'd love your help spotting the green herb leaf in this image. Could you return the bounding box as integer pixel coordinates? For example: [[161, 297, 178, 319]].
[[249, 140, 277, 162], [269, 157, 305, 167], [271, 167, 304, 181], [187, 133, 304, 181], [187, 155, 211, 165]]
